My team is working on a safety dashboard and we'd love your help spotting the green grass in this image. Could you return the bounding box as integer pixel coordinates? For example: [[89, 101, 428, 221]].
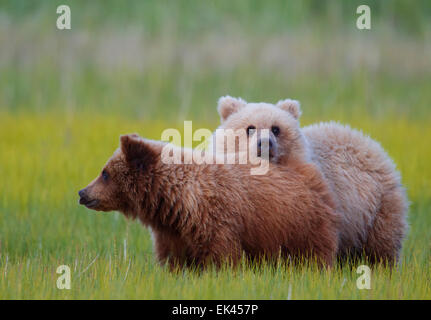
[[0, 113, 430, 299], [0, 0, 430, 299]]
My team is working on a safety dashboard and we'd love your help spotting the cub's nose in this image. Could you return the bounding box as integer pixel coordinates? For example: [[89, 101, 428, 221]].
[[257, 139, 273, 150], [257, 137, 277, 158], [78, 189, 86, 198], [78, 188, 90, 205]]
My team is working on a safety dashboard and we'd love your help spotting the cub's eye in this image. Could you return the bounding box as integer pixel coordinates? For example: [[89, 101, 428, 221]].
[[247, 125, 256, 136], [271, 126, 280, 136], [102, 170, 109, 181]]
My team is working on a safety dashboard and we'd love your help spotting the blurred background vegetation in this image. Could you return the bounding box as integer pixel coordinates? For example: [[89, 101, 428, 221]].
[[1, 0, 430, 121], [0, 0, 430, 299]]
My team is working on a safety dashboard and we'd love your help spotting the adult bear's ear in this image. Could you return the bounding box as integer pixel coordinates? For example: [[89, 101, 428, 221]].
[[120, 134, 157, 169], [276, 99, 302, 119], [217, 96, 246, 122]]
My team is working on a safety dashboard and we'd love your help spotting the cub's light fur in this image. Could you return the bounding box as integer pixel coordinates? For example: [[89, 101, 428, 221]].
[[213, 96, 408, 264]]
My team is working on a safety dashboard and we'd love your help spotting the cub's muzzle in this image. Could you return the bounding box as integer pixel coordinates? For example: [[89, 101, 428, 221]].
[[257, 137, 277, 159], [78, 188, 99, 209]]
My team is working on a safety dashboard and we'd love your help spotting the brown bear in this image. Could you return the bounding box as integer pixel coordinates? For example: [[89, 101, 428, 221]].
[[212, 96, 409, 265], [79, 134, 339, 269]]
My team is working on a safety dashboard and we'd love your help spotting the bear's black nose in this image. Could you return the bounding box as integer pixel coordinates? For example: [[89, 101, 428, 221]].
[[257, 138, 273, 150], [78, 188, 91, 205], [257, 137, 277, 159], [78, 189, 86, 198]]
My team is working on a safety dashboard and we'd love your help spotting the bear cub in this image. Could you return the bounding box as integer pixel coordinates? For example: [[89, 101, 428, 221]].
[[212, 96, 408, 264], [79, 134, 339, 269]]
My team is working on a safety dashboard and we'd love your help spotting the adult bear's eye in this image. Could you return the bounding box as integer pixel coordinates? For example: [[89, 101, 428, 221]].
[[102, 170, 109, 181], [271, 126, 280, 136], [247, 125, 256, 136]]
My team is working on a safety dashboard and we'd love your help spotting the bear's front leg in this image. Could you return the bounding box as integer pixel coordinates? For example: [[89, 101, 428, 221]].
[[192, 231, 242, 269], [151, 228, 190, 270], [310, 221, 338, 268]]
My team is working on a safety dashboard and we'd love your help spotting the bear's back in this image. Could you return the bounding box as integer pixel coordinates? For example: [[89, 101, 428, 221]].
[[228, 162, 338, 260], [303, 122, 403, 253]]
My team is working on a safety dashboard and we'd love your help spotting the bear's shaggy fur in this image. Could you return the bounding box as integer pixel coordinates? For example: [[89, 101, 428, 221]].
[[213, 96, 408, 264], [79, 134, 339, 269]]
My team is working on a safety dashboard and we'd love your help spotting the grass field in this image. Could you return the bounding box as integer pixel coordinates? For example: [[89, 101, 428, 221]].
[[1, 0, 430, 299]]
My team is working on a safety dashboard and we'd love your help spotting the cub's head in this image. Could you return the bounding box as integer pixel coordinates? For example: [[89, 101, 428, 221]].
[[212, 96, 309, 164], [78, 134, 158, 215]]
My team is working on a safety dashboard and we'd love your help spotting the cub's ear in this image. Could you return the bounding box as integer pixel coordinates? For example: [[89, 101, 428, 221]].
[[217, 96, 246, 122], [276, 99, 302, 119], [120, 134, 156, 169]]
